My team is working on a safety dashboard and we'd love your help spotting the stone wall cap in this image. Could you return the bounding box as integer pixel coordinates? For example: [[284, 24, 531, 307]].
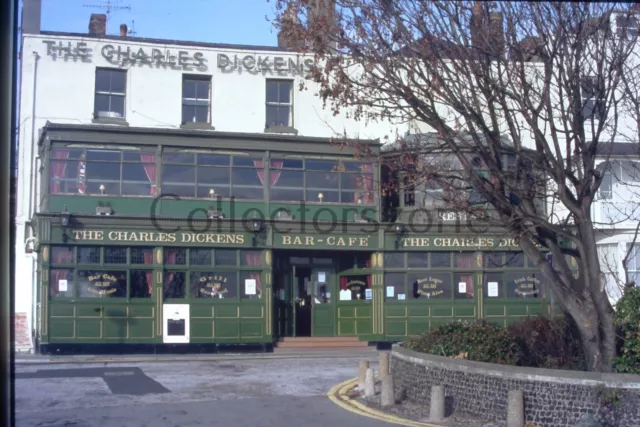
[[392, 344, 640, 389]]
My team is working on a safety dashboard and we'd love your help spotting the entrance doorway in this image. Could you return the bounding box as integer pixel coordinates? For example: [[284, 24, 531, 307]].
[[274, 251, 337, 338]]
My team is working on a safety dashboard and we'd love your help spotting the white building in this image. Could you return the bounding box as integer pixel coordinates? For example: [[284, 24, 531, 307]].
[[14, 1, 402, 351]]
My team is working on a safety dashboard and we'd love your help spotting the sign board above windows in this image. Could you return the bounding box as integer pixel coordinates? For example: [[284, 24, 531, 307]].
[[40, 40, 316, 75]]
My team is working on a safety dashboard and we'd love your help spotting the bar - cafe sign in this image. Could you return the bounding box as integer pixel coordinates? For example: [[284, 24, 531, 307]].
[[71, 230, 246, 245], [279, 234, 373, 248]]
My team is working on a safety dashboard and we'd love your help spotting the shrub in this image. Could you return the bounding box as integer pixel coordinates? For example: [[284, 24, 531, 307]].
[[405, 320, 521, 365], [613, 286, 640, 374], [505, 316, 585, 370]]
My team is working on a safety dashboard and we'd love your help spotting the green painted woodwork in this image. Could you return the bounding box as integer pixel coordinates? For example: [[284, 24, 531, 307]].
[[336, 303, 373, 337]]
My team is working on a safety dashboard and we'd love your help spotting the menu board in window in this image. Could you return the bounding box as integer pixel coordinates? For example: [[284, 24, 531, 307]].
[[192, 272, 234, 298], [505, 272, 542, 298], [78, 271, 127, 298], [345, 276, 369, 300], [410, 273, 451, 299]]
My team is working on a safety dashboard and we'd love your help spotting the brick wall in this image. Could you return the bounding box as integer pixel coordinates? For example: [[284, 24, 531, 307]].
[[14, 313, 33, 352], [391, 346, 640, 427]]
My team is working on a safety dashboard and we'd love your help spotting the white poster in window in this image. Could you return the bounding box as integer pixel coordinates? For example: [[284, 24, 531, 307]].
[[386, 286, 395, 298], [488, 282, 499, 297], [339, 289, 352, 300], [245, 279, 257, 295], [398, 294, 406, 301], [318, 272, 326, 282], [458, 282, 467, 293], [365, 289, 372, 300], [58, 279, 68, 292], [325, 292, 331, 299]]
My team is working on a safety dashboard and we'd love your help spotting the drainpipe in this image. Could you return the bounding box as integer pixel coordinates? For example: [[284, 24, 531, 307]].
[[27, 51, 39, 352]]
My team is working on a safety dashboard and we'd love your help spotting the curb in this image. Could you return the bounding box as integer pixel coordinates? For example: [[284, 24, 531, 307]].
[[327, 377, 442, 427], [16, 352, 380, 366]]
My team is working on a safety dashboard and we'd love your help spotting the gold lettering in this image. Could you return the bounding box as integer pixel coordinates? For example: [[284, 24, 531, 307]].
[[206, 234, 215, 243], [236, 234, 244, 244], [327, 236, 335, 245], [349, 237, 357, 246], [182, 233, 193, 243], [293, 236, 302, 245], [420, 238, 429, 247], [305, 236, 314, 245], [359, 237, 368, 247], [196, 234, 205, 243], [228, 235, 237, 244], [108, 231, 118, 241], [336, 237, 346, 246], [282, 235, 292, 245], [129, 232, 139, 241]]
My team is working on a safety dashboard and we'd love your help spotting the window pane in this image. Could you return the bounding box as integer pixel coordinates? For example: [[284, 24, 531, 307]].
[[122, 163, 151, 183], [455, 252, 476, 269], [306, 171, 339, 189], [505, 272, 541, 298], [266, 81, 278, 102], [195, 106, 209, 123], [273, 159, 303, 169], [123, 152, 155, 162], [232, 187, 263, 200], [163, 153, 195, 164], [240, 250, 262, 266], [51, 246, 74, 264], [87, 181, 119, 195], [165, 248, 187, 265], [198, 166, 229, 184], [163, 165, 195, 183], [270, 189, 304, 201], [272, 170, 304, 187], [215, 249, 237, 265], [86, 150, 120, 162], [182, 80, 196, 99], [131, 247, 153, 264], [454, 273, 474, 299], [407, 252, 428, 268], [190, 249, 212, 266], [50, 269, 74, 298], [240, 271, 262, 299], [307, 190, 338, 203], [77, 247, 100, 264], [430, 252, 451, 268], [104, 247, 127, 264], [163, 271, 186, 299], [197, 185, 230, 198], [182, 105, 195, 123], [95, 69, 111, 92], [130, 270, 152, 298], [484, 252, 504, 269], [233, 157, 256, 167], [162, 184, 195, 198], [87, 161, 120, 181], [276, 106, 291, 127], [278, 82, 292, 103], [266, 105, 279, 128], [505, 252, 525, 268], [410, 272, 451, 299], [384, 252, 404, 268], [384, 273, 405, 300], [77, 270, 127, 298], [95, 94, 110, 114], [232, 168, 262, 186], [110, 70, 126, 93], [196, 81, 210, 99], [198, 154, 230, 166], [110, 95, 125, 117], [306, 160, 336, 171]]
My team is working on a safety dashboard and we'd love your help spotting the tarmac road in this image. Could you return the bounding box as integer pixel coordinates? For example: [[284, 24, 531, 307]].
[[15, 352, 394, 427]]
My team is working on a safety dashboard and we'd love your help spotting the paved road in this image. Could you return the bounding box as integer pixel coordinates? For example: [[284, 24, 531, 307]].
[[15, 354, 393, 427]]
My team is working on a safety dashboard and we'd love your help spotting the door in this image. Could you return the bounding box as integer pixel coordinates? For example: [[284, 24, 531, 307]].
[[294, 266, 312, 337], [311, 268, 335, 337]]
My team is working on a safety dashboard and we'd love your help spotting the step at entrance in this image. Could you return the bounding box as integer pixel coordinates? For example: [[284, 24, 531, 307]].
[[274, 336, 370, 351]]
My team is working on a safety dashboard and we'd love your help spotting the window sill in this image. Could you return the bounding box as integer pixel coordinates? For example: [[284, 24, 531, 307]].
[[92, 117, 129, 126], [180, 122, 216, 131], [264, 126, 298, 135]]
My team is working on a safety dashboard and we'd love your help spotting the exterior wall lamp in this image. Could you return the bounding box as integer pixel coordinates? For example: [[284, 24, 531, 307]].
[[251, 218, 264, 247], [394, 223, 405, 250], [60, 206, 71, 228]]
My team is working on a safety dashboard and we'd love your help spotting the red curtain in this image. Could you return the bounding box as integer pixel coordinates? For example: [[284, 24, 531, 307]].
[[164, 249, 178, 289], [50, 248, 73, 296], [269, 160, 283, 186], [253, 160, 266, 185], [51, 151, 70, 194], [140, 154, 157, 196], [143, 250, 153, 296], [244, 251, 262, 294], [366, 274, 372, 287], [456, 253, 475, 297], [340, 276, 348, 290], [361, 164, 373, 204]]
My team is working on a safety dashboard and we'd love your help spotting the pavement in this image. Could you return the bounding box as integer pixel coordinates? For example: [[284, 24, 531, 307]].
[[15, 349, 403, 427]]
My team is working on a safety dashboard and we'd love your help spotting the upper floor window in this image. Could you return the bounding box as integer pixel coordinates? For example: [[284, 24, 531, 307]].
[[266, 80, 293, 129], [269, 158, 374, 204], [161, 152, 264, 200], [617, 14, 639, 40], [49, 148, 156, 196], [182, 75, 211, 125], [581, 76, 605, 121], [598, 160, 640, 200], [94, 68, 126, 119], [627, 244, 640, 286]]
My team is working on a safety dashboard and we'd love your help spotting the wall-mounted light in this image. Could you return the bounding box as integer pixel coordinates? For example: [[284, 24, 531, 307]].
[[209, 189, 215, 200], [251, 218, 264, 247], [60, 206, 71, 228], [99, 184, 105, 195], [318, 193, 324, 203]]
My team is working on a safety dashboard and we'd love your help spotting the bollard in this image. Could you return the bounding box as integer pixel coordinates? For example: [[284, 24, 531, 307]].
[[507, 390, 524, 427], [379, 352, 390, 378], [380, 374, 395, 407], [429, 385, 445, 422], [358, 360, 369, 391], [364, 368, 375, 398]]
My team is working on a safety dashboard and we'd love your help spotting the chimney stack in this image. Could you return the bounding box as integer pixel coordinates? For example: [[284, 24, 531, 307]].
[[21, 0, 42, 34], [469, 1, 504, 58], [308, 0, 337, 52], [88, 14, 107, 36], [120, 24, 128, 37]]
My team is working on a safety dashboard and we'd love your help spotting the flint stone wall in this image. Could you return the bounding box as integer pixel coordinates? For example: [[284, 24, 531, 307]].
[[391, 345, 640, 427]]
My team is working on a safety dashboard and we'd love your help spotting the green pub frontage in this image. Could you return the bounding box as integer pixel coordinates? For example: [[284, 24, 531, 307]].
[[32, 123, 559, 353]]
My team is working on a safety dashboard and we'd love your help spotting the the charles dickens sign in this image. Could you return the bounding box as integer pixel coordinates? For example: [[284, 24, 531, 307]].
[[71, 230, 246, 245], [42, 40, 207, 70], [216, 54, 313, 75]]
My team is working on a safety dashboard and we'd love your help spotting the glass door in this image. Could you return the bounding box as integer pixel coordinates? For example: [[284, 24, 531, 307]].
[[311, 267, 335, 336]]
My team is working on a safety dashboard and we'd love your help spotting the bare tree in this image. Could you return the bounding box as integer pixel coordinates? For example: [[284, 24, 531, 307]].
[[274, 0, 640, 372]]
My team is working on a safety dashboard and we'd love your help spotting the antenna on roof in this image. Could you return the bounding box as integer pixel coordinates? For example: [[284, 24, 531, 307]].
[[83, 0, 132, 30], [128, 20, 137, 37]]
